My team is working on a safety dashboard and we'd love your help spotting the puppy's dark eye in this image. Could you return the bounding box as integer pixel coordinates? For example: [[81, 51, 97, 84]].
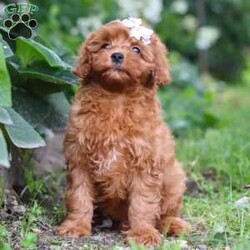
[[101, 43, 111, 49], [132, 46, 140, 53]]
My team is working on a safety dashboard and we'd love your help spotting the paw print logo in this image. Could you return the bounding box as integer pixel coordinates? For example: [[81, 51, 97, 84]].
[[3, 13, 38, 40]]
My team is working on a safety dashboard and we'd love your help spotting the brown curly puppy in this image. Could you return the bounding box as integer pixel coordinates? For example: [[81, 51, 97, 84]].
[[57, 19, 190, 246]]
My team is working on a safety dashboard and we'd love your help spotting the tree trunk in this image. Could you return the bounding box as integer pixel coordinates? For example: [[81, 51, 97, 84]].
[[196, 0, 209, 73]]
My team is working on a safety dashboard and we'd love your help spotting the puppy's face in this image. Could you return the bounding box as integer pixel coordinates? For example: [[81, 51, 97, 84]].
[[74, 21, 170, 90]]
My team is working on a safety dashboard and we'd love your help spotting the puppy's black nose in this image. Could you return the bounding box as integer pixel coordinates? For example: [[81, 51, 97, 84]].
[[111, 52, 124, 64]]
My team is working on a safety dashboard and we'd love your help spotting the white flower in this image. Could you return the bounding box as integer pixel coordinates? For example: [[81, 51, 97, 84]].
[[196, 26, 220, 50], [143, 0, 162, 24], [182, 15, 196, 32], [130, 26, 153, 44], [171, 0, 188, 15], [121, 17, 142, 28], [121, 17, 153, 45], [117, 0, 163, 24]]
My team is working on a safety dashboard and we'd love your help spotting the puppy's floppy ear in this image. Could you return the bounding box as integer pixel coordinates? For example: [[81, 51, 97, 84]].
[[73, 33, 94, 79], [152, 36, 171, 86]]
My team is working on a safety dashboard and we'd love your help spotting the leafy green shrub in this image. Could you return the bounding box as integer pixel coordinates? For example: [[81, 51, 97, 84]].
[[0, 27, 78, 169], [159, 53, 219, 136], [157, 0, 250, 82]]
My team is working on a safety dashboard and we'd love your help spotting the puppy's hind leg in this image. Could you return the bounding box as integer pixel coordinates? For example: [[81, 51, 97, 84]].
[[57, 166, 94, 237], [125, 171, 162, 246], [158, 161, 191, 235]]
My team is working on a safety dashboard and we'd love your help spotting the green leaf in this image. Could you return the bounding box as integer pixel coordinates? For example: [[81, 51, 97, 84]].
[[43, 92, 70, 129], [0, 27, 15, 52], [4, 108, 45, 149], [16, 66, 78, 95], [2, 38, 13, 58], [0, 40, 12, 107], [16, 38, 68, 68], [11, 88, 46, 127], [6, 61, 24, 87], [0, 128, 10, 168], [12, 88, 69, 129], [19, 66, 78, 85], [0, 107, 12, 125], [7, 60, 78, 95]]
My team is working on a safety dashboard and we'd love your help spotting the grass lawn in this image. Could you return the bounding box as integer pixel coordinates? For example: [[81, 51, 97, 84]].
[[178, 82, 250, 250], [0, 83, 249, 249]]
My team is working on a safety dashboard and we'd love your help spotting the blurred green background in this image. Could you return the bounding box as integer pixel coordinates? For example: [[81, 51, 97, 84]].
[[32, 0, 250, 81], [30, 0, 250, 134], [1, 0, 250, 137]]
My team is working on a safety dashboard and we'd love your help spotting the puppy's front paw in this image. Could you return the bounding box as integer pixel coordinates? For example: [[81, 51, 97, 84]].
[[159, 216, 191, 236], [126, 227, 162, 246], [56, 220, 91, 237]]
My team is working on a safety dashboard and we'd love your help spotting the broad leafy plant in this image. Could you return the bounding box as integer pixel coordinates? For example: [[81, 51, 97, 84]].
[[0, 27, 78, 169]]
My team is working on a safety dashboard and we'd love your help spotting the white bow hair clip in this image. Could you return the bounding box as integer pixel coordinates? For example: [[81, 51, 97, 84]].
[[121, 17, 153, 45]]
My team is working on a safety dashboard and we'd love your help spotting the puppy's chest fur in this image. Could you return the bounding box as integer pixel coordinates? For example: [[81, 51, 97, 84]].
[[68, 86, 167, 198]]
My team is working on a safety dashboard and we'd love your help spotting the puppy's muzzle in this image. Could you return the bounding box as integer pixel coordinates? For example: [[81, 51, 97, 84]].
[[111, 52, 124, 64]]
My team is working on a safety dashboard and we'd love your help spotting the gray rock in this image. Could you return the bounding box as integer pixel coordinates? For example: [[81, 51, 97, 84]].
[[196, 244, 207, 250]]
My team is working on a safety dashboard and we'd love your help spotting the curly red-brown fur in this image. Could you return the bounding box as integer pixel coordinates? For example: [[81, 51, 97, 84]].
[[57, 20, 190, 246]]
